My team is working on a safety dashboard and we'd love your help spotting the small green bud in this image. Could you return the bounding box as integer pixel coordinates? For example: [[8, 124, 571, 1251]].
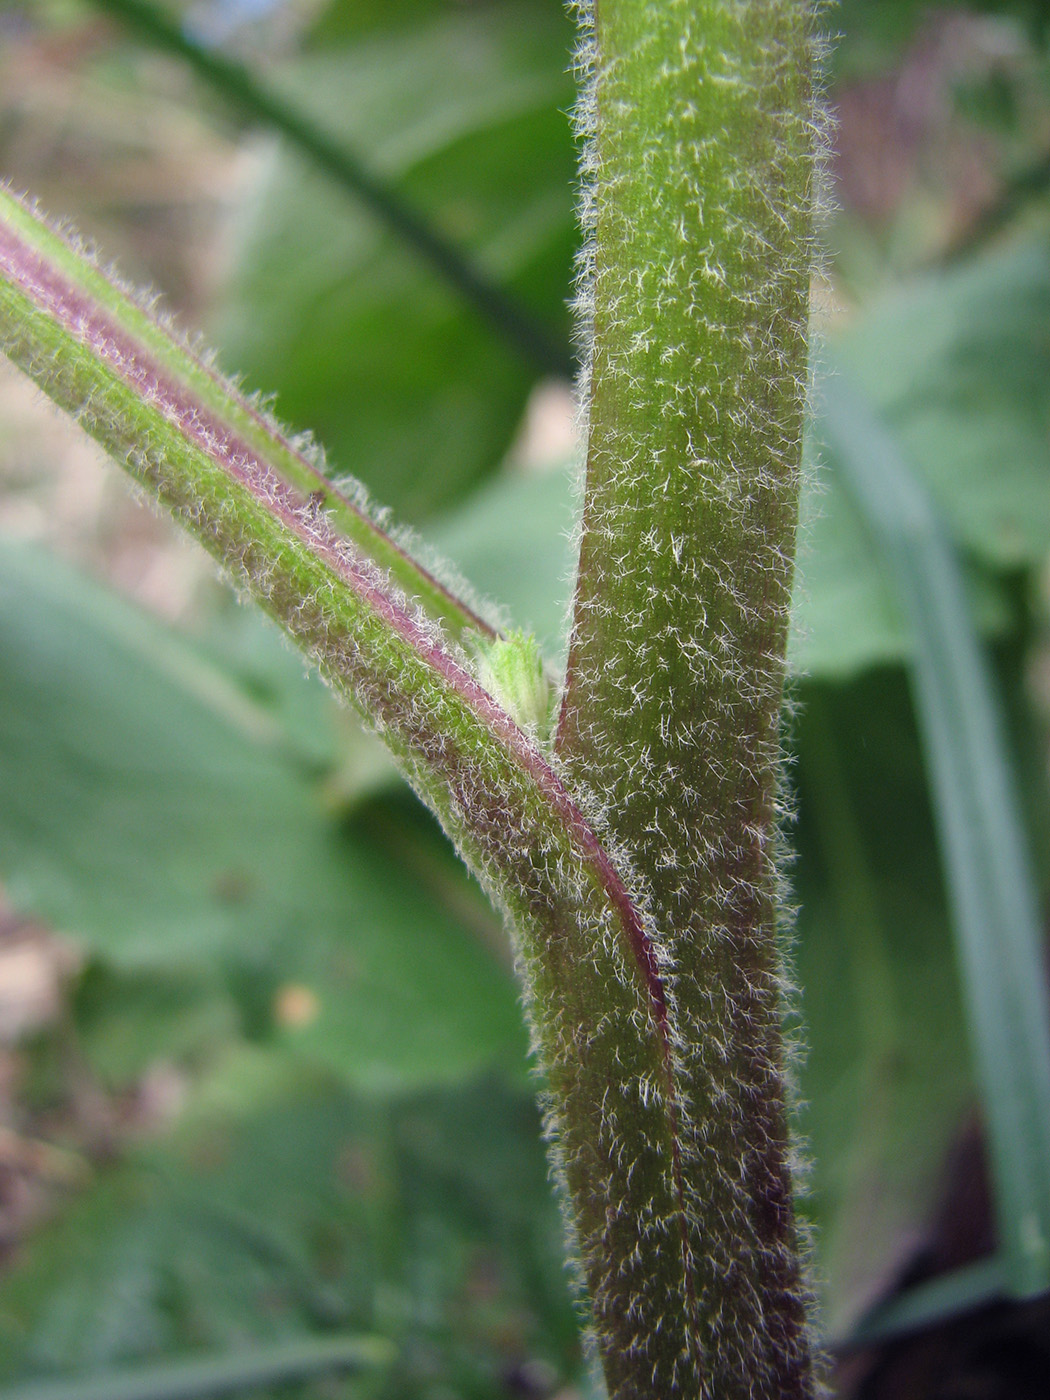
[[470, 629, 556, 742]]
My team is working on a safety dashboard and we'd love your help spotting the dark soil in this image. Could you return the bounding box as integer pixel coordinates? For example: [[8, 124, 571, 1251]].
[[832, 1123, 1050, 1399]]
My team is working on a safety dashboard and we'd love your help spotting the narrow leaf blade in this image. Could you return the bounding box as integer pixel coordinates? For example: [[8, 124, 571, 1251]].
[[822, 369, 1050, 1297], [0, 1335, 393, 1400]]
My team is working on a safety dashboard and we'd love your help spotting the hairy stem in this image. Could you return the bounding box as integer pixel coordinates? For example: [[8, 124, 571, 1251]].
[[558, 2, 819, 1394], [0, 184, 683, 1393], [0, 0, 821, 1388], [0, 187, 488, 644]]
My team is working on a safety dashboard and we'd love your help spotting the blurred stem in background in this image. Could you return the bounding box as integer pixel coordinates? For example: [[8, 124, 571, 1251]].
[[92, 0, 575, 379]]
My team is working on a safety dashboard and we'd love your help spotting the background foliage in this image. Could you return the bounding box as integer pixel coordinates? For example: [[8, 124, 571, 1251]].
[[0, 0, 1048, 1395]]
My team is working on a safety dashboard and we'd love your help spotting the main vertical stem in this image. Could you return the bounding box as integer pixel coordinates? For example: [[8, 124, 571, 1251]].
[[558, 2, 817, 1395]]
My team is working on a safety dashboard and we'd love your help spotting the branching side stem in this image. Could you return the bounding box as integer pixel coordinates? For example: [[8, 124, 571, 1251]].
[[0, 2, 820, 1393], [0, 182, 681, 1393]]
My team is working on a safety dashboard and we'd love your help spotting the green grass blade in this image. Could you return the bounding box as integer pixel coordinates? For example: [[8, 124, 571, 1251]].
[[822, 370, 1050, 1297], [0, 1335, 394, 1400], [840, 1256, 1008, 1350]]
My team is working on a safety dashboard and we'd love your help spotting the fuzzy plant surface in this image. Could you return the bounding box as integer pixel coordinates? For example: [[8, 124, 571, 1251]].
[[0, 2, 820, 1396]]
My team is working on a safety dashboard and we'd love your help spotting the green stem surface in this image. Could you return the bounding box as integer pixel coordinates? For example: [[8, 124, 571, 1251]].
[[0, 189, 488, 644], [558, 3, 818, 1394], [0, 183, 680, 1394], [0, 1, 821, 1388]]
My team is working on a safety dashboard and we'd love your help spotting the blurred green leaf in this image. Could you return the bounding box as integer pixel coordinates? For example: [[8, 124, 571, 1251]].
[[0, 1058, 579, 1397], [214, 2, 577, 520], [95, 0, 570, 388], [793, 672, 976, 1337], [789, 456, 912, 678], [790, 453, 1015, 680], [307, 0, 493, 47], [789, 241, 1050, 677], [191, 602, 345, 773], [72, 963, 239, 1093], [0, 539, 525, 1089], [836, 242, 1050, 572], [823, 372, 1050, 1298], [430, 461, 577, 662]]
